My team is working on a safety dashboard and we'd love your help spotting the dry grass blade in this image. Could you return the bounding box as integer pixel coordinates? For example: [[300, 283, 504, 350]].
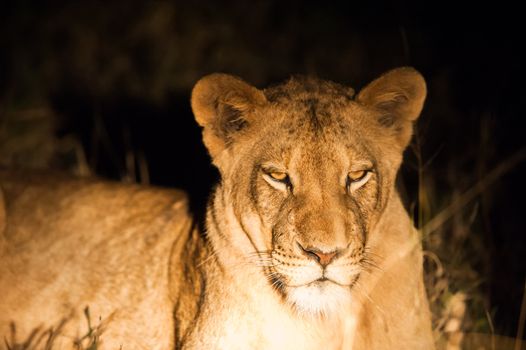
[[422, 148, 526, 236], [485, 309, 496, 350]]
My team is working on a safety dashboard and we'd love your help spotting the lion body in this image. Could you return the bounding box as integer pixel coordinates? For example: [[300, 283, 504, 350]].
[[0, 68, 434, 349], [0, 173, 195, 349]]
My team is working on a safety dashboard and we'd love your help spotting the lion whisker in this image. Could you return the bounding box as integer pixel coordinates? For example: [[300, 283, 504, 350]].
[[359, 257, 383, 273]]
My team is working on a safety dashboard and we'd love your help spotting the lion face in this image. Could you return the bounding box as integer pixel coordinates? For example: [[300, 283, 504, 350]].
[[228, 97, 398, 315], [191, 69, 426, 315]]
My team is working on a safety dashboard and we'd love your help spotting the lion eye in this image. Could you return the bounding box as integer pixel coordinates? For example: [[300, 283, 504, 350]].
[[262, 168, 292, 192], [348, 170, 366, 182], [269, 172, 288, 182], [346, 170, 372, 192]]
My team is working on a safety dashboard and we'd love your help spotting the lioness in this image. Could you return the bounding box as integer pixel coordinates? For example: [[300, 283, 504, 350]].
[[0, 68, 434, 349]]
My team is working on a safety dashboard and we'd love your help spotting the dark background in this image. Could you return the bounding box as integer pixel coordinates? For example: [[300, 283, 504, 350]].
[[1, 0, 524, 341]]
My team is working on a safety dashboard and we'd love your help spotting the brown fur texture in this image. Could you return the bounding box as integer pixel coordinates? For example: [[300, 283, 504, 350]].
[[0, 68, 434, 349]]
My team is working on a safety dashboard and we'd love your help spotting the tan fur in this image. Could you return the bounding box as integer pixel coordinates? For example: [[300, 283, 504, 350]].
[[0, 68, 434, 349]]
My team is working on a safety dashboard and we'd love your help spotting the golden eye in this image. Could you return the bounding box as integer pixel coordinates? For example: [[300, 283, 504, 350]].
[[348, 170, 367, 182], [346, 169, 372, 193], [269, 172, 288, 181]]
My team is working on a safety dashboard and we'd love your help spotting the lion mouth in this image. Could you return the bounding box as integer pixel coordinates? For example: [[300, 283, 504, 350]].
[[278, 274, 360, 289], [309, 276, 338, 287], [307, 278, 337, 290], [308, 274, 359, 288], [280, 275, 359, 315]]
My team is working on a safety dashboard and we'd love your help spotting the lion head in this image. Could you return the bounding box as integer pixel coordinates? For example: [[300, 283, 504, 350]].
[[191, 68, 426, 315]]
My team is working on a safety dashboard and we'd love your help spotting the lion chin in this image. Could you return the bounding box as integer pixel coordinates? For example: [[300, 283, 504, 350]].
[[285, 280, 354, 316]]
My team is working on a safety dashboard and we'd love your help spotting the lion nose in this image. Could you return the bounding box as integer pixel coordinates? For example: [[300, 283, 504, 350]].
[[297, 243, 339, 267]]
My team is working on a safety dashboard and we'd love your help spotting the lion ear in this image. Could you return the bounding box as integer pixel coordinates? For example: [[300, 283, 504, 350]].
[[357, 67, 426, 149], [191, 74, 267, 161]]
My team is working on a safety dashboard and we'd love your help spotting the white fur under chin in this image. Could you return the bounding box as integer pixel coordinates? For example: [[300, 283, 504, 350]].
[[286, 282, 352, 317]]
